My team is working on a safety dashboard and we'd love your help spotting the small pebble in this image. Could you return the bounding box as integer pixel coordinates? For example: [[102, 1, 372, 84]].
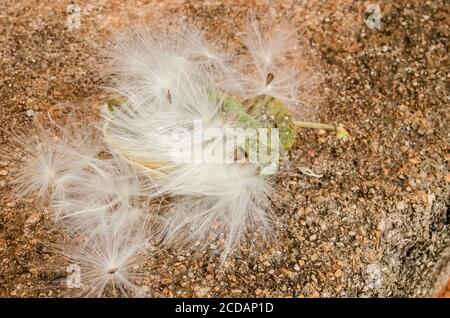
[[26, 109, 35, 117]]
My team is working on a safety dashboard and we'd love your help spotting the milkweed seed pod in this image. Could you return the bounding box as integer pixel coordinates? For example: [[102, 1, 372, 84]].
[[101, 20, 320, 260]]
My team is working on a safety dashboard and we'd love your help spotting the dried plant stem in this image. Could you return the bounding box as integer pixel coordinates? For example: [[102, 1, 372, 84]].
[[294, 121, 350, 140]]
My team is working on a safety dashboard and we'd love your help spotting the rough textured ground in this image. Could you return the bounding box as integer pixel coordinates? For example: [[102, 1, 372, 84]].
[[0, 0, 449, 297]]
